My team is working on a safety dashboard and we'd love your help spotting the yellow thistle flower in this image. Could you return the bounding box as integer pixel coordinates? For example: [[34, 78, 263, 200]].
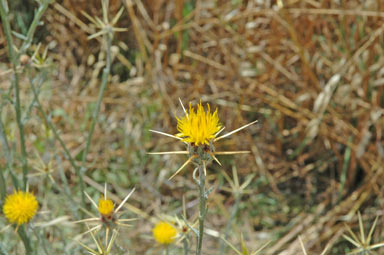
[[176, 102, 222, 146], [153, 221, 178, 245], [3, 190, 38, 225], [98, 196, 114, 216], [149, 99, 258, 180]]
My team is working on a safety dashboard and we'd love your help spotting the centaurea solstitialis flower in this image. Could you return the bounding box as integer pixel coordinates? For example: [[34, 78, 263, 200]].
[[148, 99, 257, 179], [153, 197, 198, 247], [3, 190, 38, 226], [153, 221, 178, 245], [74, 183, 136, 235]]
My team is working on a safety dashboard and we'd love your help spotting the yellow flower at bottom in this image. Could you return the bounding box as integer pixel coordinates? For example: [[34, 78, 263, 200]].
[[153, 221, 178, 245], [3, 190, 38, 225], [98, 196, 114, 216], [176, 102, 222, 146]]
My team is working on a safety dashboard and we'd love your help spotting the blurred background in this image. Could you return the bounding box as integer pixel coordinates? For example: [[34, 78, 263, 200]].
[[1, 0, 384, 254]]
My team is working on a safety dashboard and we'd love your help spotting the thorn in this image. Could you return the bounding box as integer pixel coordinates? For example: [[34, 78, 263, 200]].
[[179, 98, 188, 118], [203, 160, 207, 176], [115, 188, 135, 214], [214, 151, 250, 155], [104, 183, 107, 200], [84, 191, 98, 210], [205, 187, 214, 198], [209, 152, 222, 166], [193, 167, 199, 184], [214, 120, 258, 142], [215, 126, 225, 137], [169, 156, 196, 180], [149, 129, 183, 140], [147, 151, 189, 155]]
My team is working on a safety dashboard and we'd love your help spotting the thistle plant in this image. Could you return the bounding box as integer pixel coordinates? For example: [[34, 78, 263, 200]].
[[74, 184, 136, 235], [149, 100, 257, 255]]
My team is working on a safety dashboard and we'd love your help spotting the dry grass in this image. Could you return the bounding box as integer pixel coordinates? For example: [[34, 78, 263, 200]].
[[1, 0, 384, 254]]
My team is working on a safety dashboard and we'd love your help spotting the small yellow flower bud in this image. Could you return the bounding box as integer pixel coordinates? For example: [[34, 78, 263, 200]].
[[153, 221, 178, 245], [98, 196, 114, 217]]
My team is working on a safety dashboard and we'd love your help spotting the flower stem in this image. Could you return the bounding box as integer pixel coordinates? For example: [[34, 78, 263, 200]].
[[196, 162, 207, 255], [0, 0, 50, 190], [0, 166, 6, 200], [17, 225, 32, 255], [0, 115, 20, 189], [166, 246, 170, 255], [29, 77, 86, 208], [183, 237, 189, 255], [0, 114, 11, 198], [81, 30, 112, 182], [19, 2, 49, 53], [0, 0, 27, 189]]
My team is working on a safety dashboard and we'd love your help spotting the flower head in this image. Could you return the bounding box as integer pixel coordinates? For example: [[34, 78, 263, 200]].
[[153, 221, 178, 245], [75, 184, 136, 236], [176, 102, 222, 146], [3, 190, 38, 225], [98, 196, 114, 217], [149, 99, 257, 180]]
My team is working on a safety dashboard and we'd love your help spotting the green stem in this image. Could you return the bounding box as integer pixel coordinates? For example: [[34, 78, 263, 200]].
[[12, 65, 28, 189], [54, 146, 81, 218], [80, 31, 112, 179], [0, 0, 16, 62], [0, 0, 50, 190], [27, 67, 78, 215], [20, 2, 49, 53], [196, 163, 207, 255], [0, 107, 20, 189], [0, 113, 10, 198], [29, 78, 86, 207], [0, 0, 28, 189], [165, 246, 170, 255], [218, 193, 241, 254], [17, 225, 33, 255], [0, 166, 6, 200], [183, 236, 189, 255]]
